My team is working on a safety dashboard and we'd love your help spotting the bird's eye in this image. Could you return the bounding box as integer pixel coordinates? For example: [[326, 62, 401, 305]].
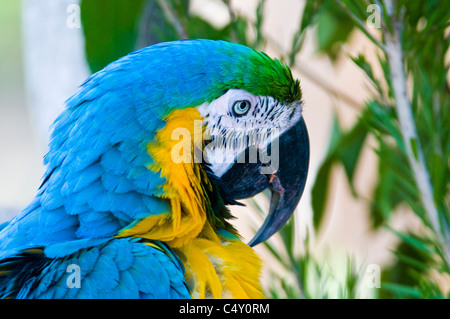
[[232, 100, 251, 116]]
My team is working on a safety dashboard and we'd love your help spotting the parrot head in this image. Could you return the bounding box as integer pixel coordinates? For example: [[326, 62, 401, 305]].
[[197, 87, 309, 246], [192, 42, 309, 246], [45, 39, 309, 247]]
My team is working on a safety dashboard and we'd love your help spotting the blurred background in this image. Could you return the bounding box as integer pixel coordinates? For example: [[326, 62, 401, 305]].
[[0, 0, 448, 298]]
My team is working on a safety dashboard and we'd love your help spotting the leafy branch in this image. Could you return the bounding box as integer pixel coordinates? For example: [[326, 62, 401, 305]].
[[382, 0, 449, 260], [307, 0, 449, 297]]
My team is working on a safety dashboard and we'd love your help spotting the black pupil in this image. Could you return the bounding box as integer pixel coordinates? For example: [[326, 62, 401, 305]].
[[238, 101, 248, 111]]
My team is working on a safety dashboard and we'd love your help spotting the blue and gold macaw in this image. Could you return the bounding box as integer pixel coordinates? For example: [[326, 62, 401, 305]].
[[0, 40, 309, 299]]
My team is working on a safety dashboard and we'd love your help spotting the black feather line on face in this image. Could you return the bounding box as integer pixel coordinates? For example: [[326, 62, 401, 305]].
[[203, 164, 243, 207], [198, 163, 241, 234]]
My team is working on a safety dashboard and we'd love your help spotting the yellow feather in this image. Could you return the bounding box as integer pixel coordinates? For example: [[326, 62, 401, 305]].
[[118, 108, 209, 247], [176, 223, 264, 299]]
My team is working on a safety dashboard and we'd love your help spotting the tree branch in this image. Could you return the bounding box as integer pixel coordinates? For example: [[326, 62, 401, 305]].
[[383, 0, 449, 261], [156, 0, 188, 39]]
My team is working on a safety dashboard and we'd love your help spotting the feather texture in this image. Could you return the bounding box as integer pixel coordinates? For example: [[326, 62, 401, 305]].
[[0, 238, 188, 299], [0, 40, 300, 298]]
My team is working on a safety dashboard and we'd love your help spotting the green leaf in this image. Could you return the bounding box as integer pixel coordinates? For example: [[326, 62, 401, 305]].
[[311, 157, 335, 230], [186, 16, 231, 41], [391, 254, 430, 274], [312, 113, 368, 230], [410, 138, 419, 161], [288, 0, 323, 65], [351, 54, 383, 94], [389, 229, 436, 255], [381, 283, 424, 299], [254, 0, 266, 49], [81, 0, 146, 73], [370, 156, 403, 228], [311, 112, 342, 231], [380, 237, 437, 299], [417, 279, 447, 299], [279, 220, 294, 257], [336, 117, 368, 194], [232, 16, 250, 47], [315, 1, 354, 60], [262, 240, 290, 269]]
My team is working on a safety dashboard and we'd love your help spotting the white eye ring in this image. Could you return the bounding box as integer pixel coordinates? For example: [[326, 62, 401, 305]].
[[232, 100, 251, 116]]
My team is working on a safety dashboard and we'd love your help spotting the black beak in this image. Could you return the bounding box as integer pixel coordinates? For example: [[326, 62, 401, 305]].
[[221, 117, 310, 246]]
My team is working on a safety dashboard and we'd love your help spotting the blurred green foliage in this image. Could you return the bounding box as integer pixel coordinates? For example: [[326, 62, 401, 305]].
[[305, 0, 449, 299], [0, 0, 23, 87], [80, 0, 267, 72], [79, 0, 449, 298], [81, 0, 147, 73]]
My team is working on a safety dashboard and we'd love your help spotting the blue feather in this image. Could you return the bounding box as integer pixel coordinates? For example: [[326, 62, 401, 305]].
[[61, 163, 103, 196], [4, 238, 190, 299], [44, 238, 110, 258]]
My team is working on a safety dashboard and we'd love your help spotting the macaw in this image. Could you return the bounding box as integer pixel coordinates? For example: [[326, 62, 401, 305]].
[[0, 39, 309, 299]]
